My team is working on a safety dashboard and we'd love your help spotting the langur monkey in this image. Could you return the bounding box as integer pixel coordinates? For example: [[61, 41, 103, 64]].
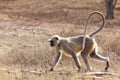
[[48, 11, 110, 72]]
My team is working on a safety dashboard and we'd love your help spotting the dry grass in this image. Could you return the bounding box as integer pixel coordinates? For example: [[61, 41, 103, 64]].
[[0, 22, 119, 69], [108, 35, 120, 56], [0, 23, 119, 80]]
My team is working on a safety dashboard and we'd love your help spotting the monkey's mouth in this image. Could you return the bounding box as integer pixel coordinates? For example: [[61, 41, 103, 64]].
[[50, 43, 54, 47], [49, 41, 54, 47]]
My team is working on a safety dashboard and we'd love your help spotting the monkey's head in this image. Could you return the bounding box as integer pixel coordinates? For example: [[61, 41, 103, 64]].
[[48, 35, 60, 47]]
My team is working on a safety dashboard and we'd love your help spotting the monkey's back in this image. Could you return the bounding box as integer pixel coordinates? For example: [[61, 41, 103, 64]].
[[59, 35, 96, 57]]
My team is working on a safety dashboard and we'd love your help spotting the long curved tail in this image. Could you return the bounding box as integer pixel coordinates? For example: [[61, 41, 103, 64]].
[[81, 11, 105, 51], [88, 11, 105, 37]]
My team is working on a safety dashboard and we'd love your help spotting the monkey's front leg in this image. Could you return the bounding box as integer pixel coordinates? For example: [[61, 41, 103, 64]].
[[61, 41, 82, 71], [50, 51, 62, 71]]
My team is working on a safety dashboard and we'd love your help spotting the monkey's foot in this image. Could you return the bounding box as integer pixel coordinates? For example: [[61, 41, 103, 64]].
[[105, 67, 109, 72], [105, 62, 110, 71]]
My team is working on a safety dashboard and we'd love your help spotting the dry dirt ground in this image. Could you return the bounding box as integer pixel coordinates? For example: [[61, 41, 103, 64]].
[[0, 0, 120, 80]]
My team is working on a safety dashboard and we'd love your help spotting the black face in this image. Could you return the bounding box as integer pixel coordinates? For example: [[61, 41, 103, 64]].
[[49, 36, 59, 47], [50, 40, 54, 47]]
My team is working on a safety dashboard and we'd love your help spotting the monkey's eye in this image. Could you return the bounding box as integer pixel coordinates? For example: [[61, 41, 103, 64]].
[[55, 37, 58, 40], [50, 40, 53, 43]]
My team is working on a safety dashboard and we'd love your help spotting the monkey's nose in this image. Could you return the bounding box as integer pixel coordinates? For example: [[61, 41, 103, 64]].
[[48, 39, 51, 42]]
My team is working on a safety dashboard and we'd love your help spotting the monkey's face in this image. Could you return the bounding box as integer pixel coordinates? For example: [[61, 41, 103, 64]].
[[49, 35, 60, 47]]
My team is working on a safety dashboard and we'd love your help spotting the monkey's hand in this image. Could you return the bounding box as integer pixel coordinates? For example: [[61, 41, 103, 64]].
[[77, 68, 81, 72], [49, 67, 54, 71]]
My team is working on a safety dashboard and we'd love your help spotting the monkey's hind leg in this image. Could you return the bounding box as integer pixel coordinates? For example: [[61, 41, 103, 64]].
[[90, 50, 110, 71], [81, 52, 92, 72]]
